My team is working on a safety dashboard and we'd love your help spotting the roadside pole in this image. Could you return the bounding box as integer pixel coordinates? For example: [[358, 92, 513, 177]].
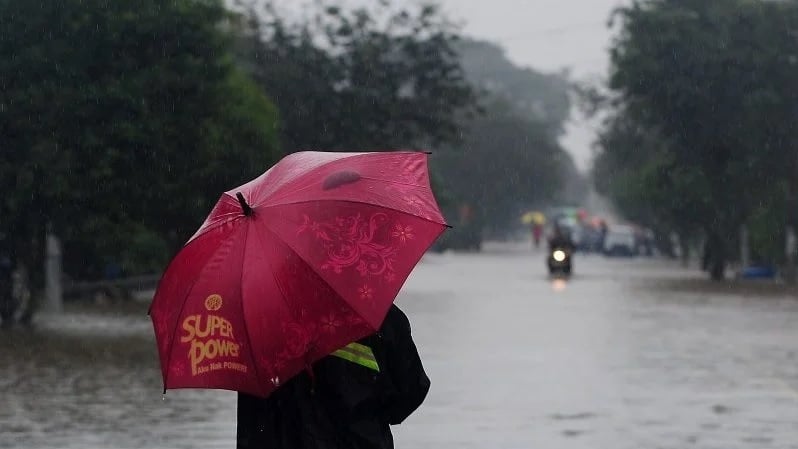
[[44, 232, 63, 313]]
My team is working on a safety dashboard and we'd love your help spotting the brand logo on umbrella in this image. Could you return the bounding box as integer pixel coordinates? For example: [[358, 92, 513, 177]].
[[205, 294, 223, 311], [180, 294, 247, 376]]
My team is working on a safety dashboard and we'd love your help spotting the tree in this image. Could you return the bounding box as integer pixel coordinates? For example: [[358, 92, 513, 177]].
[[236, 0, 478, 152], [592, 111, 707, 257], [600, 0, 798, 279], [455, 38, 572, 137], [434, 39, 578, 238], [0, 0, 281, 324]]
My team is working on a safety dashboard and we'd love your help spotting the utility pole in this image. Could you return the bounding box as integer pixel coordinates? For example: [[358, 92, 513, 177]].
[[786, 151, 798, 284], [740, 224, 750, 271], [44, 232, 63, 313], [786, 227, 796, 284]]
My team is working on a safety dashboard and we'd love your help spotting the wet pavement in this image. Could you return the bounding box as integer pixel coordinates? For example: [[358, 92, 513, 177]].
[[3, 242, 798, 448]]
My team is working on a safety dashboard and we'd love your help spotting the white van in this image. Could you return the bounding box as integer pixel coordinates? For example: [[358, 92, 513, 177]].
[[603, 225, 637, 256]]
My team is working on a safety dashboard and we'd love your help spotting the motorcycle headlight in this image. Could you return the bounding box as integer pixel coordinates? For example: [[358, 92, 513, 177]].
[[553, 250, 566, 262]]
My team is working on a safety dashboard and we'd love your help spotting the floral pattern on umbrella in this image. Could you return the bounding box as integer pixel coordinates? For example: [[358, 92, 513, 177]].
[[297, 213, 399, 281]]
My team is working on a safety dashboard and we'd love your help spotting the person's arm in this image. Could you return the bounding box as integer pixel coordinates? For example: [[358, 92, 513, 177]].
[[380, 306, 431, 425]]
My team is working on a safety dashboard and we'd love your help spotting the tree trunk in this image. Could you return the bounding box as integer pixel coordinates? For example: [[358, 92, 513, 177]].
[[679, 234, 690, 267], [655, 230, 675, 258], [0, 246, 15, 328], [707, 230, 727, 281], [0, 274, 15, 328], [784, 225, 797, 284], [16, 263, 36, 327], [785, 151, 798, 284]]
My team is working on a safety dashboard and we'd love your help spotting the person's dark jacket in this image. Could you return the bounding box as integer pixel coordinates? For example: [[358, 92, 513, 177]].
[[237, 305, 430, 449], [548, 233, 575, 252]]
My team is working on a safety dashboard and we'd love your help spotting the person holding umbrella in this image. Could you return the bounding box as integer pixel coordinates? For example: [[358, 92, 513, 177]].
[[521, 211, 545, 249], [149, 151, 445, 449], [237, 303, 429, 449]]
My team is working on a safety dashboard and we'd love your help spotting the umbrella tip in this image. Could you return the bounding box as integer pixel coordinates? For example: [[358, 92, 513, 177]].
[[236, 192, 253, 216]]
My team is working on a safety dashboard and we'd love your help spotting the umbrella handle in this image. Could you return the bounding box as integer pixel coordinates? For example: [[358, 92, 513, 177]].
[[236, 192, 253, 216]]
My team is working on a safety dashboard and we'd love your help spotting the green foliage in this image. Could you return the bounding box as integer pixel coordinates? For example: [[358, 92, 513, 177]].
[[595, 0, 798, 278], [748, 185, 786, 265], [237, 0, 478, 151], [593, 114, 708, 234], [0, 0, 281, 280]]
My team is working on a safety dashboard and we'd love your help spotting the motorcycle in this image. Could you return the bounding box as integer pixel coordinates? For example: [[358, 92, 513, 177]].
[[547, 246, 572, 276]]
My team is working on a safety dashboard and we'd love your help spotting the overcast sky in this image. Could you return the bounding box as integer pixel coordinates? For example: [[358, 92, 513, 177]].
[[435, 0, 624, 172]]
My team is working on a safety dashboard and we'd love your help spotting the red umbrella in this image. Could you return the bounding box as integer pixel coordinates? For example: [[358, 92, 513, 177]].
[[149, 151, 447, 398]]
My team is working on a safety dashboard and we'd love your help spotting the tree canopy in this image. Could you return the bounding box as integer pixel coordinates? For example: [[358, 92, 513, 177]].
[[235, 0, 478, 152], [0, 0, 281, 282], [594, 0, 798, 278]]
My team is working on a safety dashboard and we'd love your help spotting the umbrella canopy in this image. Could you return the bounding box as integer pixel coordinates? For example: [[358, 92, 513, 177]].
[[521, 211, 545, 225], [149, 151, 447, 398]]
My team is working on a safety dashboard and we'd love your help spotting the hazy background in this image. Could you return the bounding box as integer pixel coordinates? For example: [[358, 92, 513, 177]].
[[437, 0, 621, 172]]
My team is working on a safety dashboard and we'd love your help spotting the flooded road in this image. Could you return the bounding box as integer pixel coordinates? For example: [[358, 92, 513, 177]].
[[3, 243, 798, 448]]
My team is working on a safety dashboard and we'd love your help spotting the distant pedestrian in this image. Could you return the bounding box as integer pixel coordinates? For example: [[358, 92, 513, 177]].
[[532, 223, 543, 249]]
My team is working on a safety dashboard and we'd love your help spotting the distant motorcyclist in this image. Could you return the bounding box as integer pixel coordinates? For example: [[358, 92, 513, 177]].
[[548, 225, 575, 253], [547, 225, 575, 276]]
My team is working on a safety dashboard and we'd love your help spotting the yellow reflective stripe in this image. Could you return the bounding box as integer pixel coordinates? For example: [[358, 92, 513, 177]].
[[331, 343, 380, 372], [345, 342, 376, 359], [331, 349, 380, 371], [336, 343, 379, 369]]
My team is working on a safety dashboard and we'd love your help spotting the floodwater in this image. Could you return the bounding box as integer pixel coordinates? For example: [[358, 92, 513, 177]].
[[2, 242, 798, 448]]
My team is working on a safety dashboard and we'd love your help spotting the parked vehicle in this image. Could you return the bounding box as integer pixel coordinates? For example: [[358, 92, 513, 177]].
[[603, 225, 637, 257]]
